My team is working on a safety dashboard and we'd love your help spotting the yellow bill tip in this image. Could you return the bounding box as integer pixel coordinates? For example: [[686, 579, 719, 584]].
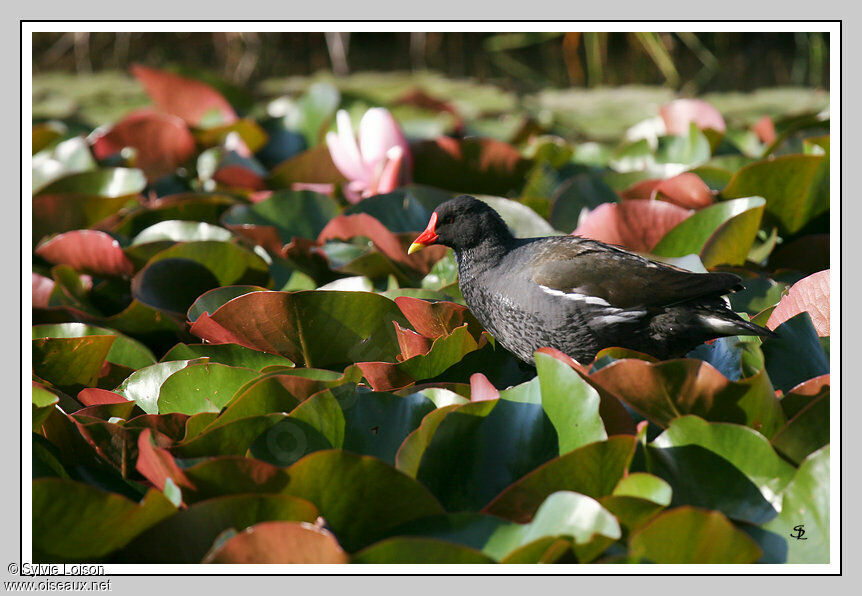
[[407, 242, 425, 255]]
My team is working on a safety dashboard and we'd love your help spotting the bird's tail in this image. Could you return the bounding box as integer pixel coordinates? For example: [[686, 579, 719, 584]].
[[696, 306, 778, 339]]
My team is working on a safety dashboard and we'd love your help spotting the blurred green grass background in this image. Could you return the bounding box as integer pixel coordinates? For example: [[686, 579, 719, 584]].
[[31, 31, 830, 140]]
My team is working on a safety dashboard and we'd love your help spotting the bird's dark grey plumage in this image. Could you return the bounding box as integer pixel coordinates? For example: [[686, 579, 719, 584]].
[[411, 195, 774, 365]]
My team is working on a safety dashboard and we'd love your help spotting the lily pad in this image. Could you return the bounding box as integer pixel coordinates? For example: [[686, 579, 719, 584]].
[[722, 154, 829, 234], [628, 507, 762, 563], [652, 197, 766, 267]]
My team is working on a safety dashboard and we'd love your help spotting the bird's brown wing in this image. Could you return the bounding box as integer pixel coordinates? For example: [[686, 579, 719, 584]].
[[529, 238, 741, 308]]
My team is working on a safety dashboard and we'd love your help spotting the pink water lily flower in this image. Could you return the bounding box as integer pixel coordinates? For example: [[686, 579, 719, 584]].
[[660, 99, 726, 135], [326, 108, 411, 203]]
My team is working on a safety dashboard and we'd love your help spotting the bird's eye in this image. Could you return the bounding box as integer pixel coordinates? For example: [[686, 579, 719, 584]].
[[443, 215, 455, 224]]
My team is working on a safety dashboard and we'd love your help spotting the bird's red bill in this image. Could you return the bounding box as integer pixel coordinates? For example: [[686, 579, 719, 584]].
[[408, 212, 439, 254]]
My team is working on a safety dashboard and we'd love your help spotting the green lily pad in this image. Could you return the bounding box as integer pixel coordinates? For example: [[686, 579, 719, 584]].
[[771, 391, 829, 465], [131, 220, 233, 245], [266, 144, 346, 188], [722, 153, 829, 234], [116, 493, 318, 563], [32, 478, 176, 561], [534, 351, 607, 454], [653, 416, 795, 505], [482, 436, 637, 522], [161, 342, 294, 370], [629, 507, 762, 563], [213, 366, 363, 433], [652, 196, 766, 268], [33, 323, 156, 370], [475, 196, 560, 238], [655, 124, 712, 168], [353, 537, 496, 564], [277, 450, 445, 552], [261, 385, 435, 466], [345, 185, 452, 233], [382, 491, 620, 563], [32, 335, 115, 393], [32, 384, 60, 431], [407, 398, 559, 512], [645, 443, 777, 525], [114, 359, 207, 414], [761, 312, 829, 395], [222, 190, 338, 244], [170, 413, 286, 458], [589, 359, 785, 438], [762, 446, 829, 563], [181, 457, 290, 503], [157, 363, 260, 415]]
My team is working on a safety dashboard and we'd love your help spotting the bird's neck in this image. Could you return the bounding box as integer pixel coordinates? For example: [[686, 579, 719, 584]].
[[455, 234, 517, 282]]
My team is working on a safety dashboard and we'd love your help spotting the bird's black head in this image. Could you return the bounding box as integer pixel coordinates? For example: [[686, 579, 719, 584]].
[[409, 195, 514, 255]]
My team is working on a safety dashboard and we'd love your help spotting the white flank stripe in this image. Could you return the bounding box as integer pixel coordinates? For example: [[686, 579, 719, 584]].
[[700, 315, 740, 333], [596, 311, 646, 325], [538, 285, 610, 306]]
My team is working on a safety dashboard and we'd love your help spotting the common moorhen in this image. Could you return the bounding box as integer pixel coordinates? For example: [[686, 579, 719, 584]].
[[408, 195, 774, 364]]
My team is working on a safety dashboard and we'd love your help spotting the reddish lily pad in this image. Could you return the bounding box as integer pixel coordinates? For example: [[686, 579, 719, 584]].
[[189, 290, 408, 367], [91, 109, 196, 181], [33, 273, 55, 308], [319, 213, 447, 277], [135, 428, 194, 501], [621, 172, 714, 209], [470, 372, 500, 402], [394, 322, 432, 360], [203, 521, 349, 564], [394, 296, 483, 340], [116, 493, 318, 563], [358, 325, 481, 391], [588, 358, 785, 438], [767, 269, 830, 336], [573, 200, 692, 252], [131, 64, 237, 127], [36, 230, 134, 277]]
